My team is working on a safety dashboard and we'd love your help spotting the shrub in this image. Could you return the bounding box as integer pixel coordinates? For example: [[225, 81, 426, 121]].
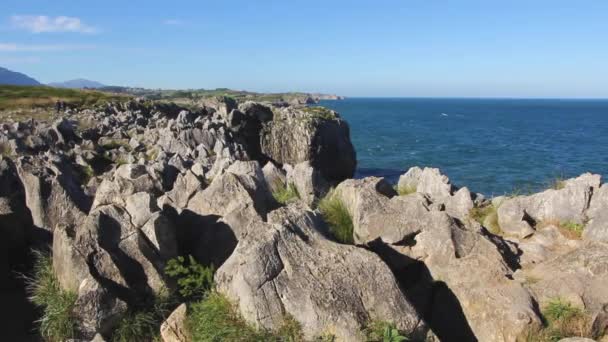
[[318, 190, 354, 244], [394, 184, 416, 196], [272, 181, 300, 205], [113, 293, 175, 342], [26, 250, 77, 342], [364, 320, 409, 342], [469, 204, 501, 235], [165, 255, 214, 301]]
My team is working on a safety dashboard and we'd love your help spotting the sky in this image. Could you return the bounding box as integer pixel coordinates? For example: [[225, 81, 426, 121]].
[[1, 0, 607, 98]]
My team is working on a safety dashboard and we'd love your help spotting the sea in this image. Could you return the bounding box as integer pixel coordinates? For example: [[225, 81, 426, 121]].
[[318, 98, 608, 196]]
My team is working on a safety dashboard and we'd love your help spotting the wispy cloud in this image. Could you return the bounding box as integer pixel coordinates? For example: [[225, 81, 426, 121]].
[[10, 15, 98, 33], [0, 56, 41, 64], [163, 19, 184, 26], [0, 43, 96, 52]]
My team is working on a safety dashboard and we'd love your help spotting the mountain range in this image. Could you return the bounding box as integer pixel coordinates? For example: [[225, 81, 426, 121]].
[[48, 79, 107, 89], [0, 67, 41, 86]]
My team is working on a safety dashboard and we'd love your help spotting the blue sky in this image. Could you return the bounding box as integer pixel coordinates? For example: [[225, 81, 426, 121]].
[[1, 0, 607, 97]]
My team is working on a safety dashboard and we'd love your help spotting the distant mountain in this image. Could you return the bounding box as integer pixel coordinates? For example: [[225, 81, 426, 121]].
[[0, 67, 41, 86], [49, 79, 106, 89]]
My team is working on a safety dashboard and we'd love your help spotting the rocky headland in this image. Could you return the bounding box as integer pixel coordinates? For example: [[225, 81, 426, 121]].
[[0, 96, 606, 342]]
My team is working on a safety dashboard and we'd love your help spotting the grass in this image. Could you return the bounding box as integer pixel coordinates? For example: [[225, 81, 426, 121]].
[[394, 184, 417, 196], [539, 298, 590, 341], [302, 106, 336, 120], [113, 293, 175, 342], [188, 291, 306, 342], [318, 190, 354, 244], [25, 250, 78, 342], [549, 176, 567, 190], [363, 320, 410, 342], [537, 220, 585, 240], [469, 204, 501, 235], [272, 181, 300, 205], [0, 85, 130, 111]]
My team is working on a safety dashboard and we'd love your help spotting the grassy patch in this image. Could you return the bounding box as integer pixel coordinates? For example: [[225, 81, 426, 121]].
[[363, 320, 410, 342], [394, 184, 417, 196], [302, 106, 336, 120], [549, 177, 566, 190], [318, 190, 354, 244], [165, 255, 214, 301], [539, 298, 591, 341], [272, 181, 300, 205], [25, 250, 77, 342], [113, 293, 175, 342], [537, 220, 585, 240], [469, 204, 501, 235], [0, 85, 130, 111]]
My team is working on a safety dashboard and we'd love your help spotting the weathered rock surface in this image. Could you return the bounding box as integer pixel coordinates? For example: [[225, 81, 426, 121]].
[[160, 303, 190, 342], [215, 204, 428, 341], [260, 106, 356, 183]]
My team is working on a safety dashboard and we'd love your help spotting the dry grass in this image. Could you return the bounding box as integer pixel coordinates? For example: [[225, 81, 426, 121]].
[[469, 204, 501, 235], [394, 184, 417, 196], [0, 85, 130, 111], [537, 219, 585, 240]]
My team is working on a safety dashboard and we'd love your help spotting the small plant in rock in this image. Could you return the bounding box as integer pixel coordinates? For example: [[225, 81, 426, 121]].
[[165, 255, 214, 301], [549, 177, 567, 190], [559, 221, 585, 239], [318, 190, 354, 244], [364, 320, 409, 342], [394, 184, 417, 196], [542, 298, 590, 341], [272, 181, 300, 205], [25, 250, 77, 342], [469, 204, 501, 235], [277, 314, 304, 342], [113, 293, 175, 342]]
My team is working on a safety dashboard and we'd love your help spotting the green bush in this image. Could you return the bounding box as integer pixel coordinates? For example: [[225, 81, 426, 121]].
[[318, 190, 354, 244], [26, 250, 77, 342], [272, 181, 300, 205], [113, 293, 175, 342], [364, 320, 409, 342], [165, 255, 214, 301]]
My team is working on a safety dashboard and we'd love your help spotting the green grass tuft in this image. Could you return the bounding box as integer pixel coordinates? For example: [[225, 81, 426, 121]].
[[113, 293, 175, 342], [272, 181, 300, 205], [560, 222, 585, 239], [469, 204, 501, 235], [318, 190, 354, 244], [535, 298, 591, 341], [394, 184, 417, 196], [26, 250, 77, 342]]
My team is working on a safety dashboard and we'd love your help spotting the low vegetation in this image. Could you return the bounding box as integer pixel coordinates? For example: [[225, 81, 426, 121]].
[[469, 204, 501, 235], [539, 298, 591, 341], [113, 293, 175, 342], [25, 250, 77, 342], [303, 106, 336, 120], [0, 85, 130, 111], [364, 320, 410, 342], [537, 220, 585, 240], [318, 190, 354, 244], [165, 255, 214, 301], [272, 181, 300, 205], [549, 177, 567, 190], [394, 184, 417, 196]]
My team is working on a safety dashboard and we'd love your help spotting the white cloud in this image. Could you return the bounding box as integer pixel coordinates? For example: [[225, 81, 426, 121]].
[[0, 56, 41, 64], [163, 19, 184, 26], [10, 15, 98, 33], [0, 43, 96, 52]]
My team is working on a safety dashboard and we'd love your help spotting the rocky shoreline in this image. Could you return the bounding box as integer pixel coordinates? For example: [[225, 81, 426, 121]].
[[0, 97, 606, 342]]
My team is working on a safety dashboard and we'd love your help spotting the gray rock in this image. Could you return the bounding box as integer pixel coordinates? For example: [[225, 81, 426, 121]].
[[398, 167, 453, 199], [260, 106, 356, 182], [163, 170, 205, 210], [125, 192, 159, 228], [160, 303, 190, 342], [215, 204, 428, 341], [583, 185, 608, 242], [286, 161, 329, 207]]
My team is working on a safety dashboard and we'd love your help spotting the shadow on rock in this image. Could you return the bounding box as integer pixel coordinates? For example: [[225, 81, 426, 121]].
[[368, 238, 477, 342]]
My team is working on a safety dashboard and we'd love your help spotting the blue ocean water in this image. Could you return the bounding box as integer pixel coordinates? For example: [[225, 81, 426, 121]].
[[319, 98, 608, 196]]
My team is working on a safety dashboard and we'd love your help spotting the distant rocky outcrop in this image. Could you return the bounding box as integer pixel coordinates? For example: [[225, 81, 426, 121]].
[[0, 67, 41, 86], [0, 97, 606, 342]]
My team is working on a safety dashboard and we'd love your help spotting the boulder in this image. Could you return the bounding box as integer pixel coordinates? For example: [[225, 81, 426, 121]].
[[285, 161, 329, 207], [162, 170, 205, 210], [583, 185, 608, 242], [498, 173, 600, 239], [160, 303, 190, 342], [215, 204, 428, 341], [260, 106, 356, 182]]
